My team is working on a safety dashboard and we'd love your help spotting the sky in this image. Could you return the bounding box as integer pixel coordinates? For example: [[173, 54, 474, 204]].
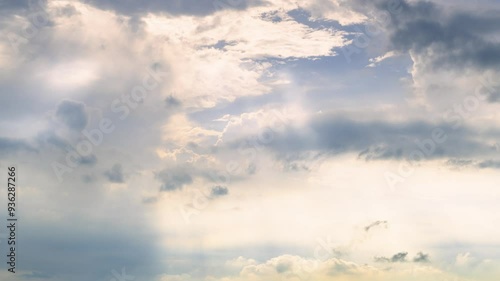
[[0, 0, 500, 280]]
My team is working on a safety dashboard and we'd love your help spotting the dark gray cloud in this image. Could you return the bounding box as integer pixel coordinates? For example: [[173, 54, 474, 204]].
[[156, 168, 193, 191], [78, 154, 98, 166], [375, 252, 408, 263], [0, 137, 36, 155], [56, 100, 88, 131], [364, 220, 388, 232], [413, 252, 430, 263], [104, 163, 125, 183], [154, 163, 249, 193], [55, 3, 80, 17], [374, 256, 390, 262], [165, 95, 181, 108], [390, 252, 408, 262], [85, 0, 256, 16], [36, 130, 72, 150], [228, 114, 498, 164], [392, 15, 500, 70], [477, 160, 500, 169], [211, 185, 229, 197], [353, 0, 500, 71], [0, 0, 47, 14]]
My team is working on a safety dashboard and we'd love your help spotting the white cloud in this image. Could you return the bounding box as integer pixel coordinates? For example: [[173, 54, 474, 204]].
[[156, 254, 459, 281], [367, 50, 397, 67]]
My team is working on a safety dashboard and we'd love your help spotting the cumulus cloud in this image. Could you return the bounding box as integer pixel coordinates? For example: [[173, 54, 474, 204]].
[[239, 255, 378, 279], [335, 0, 500, 114], [155, 255, 455, 281], [385, 1, 500, 70]]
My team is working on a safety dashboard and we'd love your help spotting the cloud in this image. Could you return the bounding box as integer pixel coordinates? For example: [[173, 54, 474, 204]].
[[211, 185, 229, 197], [78, 154, 97, 166], [364, 220, 388, 232], [446, 158, 474, 168], [86, 0, 252, 16], [55, 100, 88, 131], [477, 160, 500, 169], [0, 0, 48, 14], [374, 252, 408, 263], [165, 95, 182, 108], [104, 163, 125, 183], [303, 0, 368, 25], [413, 252, 430, 263], [387, 3, 500, 70], [155, 254, 456, 281], [344, 0, 500, 110], [224, 113, 498, 164], [2, 1, 500, 281], [238, 255, 378, 279], [390, 252, 408, 262], [0, 137, 36, 155], [156, 168, 193, 191], [448, 159, 500, 170], [367, 51, 397, 67]]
